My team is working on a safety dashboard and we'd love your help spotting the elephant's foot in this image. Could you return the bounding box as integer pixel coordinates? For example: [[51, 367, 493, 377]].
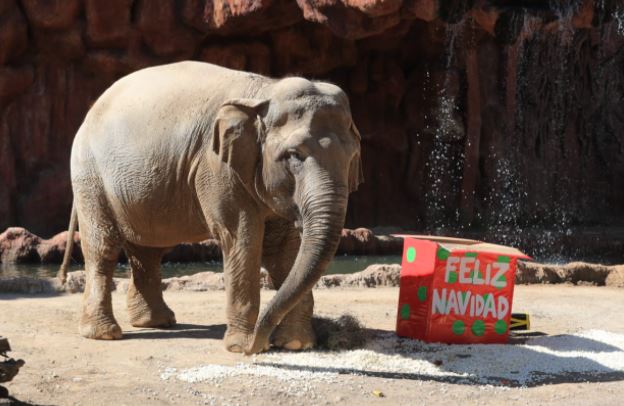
[[128, 304, 176, 328], [224, 329, 270, 353], [79, 316, 122, 340], [272, 321, 316, 351]]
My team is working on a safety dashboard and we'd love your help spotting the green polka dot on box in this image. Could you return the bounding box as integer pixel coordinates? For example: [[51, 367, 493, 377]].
[[436, 247, 450, 260], [471, 320, 485, 336], [452, 320, 465, 335], [417, 286, 427, 302], [494, 320, 507, 334], [400, 304, 410, 320], [406, 247, 416, 262]]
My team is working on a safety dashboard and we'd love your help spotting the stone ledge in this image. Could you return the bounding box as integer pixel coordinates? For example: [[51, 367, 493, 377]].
[[1, 261, 623, 295]]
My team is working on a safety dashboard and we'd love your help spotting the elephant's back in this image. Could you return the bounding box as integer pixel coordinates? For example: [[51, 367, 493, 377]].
[[108, 61, 265, 97], [87, 61, 265, 126], [74, 61, 269, 163], [69, 62, 268, 246]]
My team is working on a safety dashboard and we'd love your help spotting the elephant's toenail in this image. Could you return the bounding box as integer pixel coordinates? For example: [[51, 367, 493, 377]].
[[227, 344, 243, 353], [284, 340, 302, 350]]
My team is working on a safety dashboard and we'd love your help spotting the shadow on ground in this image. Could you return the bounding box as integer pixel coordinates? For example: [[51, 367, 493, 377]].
[[123, 323, 226, 340], [255, 327, 624, 388], [0, 395, 50, 406]]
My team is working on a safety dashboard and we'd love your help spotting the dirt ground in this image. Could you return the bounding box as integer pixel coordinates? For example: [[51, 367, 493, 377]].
[[1, 285, 623, 406]]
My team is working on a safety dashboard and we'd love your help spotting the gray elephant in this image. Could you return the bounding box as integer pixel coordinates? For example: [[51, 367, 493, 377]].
[[58, 61, 363, 354]]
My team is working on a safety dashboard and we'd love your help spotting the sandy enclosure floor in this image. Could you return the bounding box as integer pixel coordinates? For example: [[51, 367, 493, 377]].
[[1, 285, 624, 405]]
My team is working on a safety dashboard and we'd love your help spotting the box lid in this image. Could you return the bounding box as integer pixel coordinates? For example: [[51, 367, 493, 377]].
[[392, 234, 531, 260]]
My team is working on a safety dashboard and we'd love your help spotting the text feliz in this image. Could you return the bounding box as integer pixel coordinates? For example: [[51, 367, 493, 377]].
[[433, 257, 511, 319]]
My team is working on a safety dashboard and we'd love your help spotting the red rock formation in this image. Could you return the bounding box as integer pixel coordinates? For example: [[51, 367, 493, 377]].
[[0, 228, 41, 263], [0, 227, 401, 264], [0, 0, 623, 240], [0, 227, 82, 264]]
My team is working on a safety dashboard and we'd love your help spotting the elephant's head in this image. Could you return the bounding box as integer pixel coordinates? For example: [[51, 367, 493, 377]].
[[211, 77, 363, 354]]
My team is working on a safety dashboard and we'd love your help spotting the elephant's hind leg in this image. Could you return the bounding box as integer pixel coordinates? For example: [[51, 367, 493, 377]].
[[77, 209, 123, 340], [125, 244, 176, 328], [263, 220, 316, 351]]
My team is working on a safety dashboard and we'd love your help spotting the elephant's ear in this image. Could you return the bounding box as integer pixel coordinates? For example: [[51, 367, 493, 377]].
[[348, 121, 364, 193], [212, 99, 269, 188]]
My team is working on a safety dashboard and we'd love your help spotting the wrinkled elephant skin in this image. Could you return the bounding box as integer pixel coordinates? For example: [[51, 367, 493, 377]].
[[62, 62, 363, 354]]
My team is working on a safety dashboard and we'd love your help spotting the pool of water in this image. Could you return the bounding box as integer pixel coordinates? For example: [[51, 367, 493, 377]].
[[0, 255, 402, 279]]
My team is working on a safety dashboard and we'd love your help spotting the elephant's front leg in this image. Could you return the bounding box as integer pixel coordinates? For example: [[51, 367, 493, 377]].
[[220, 219, 265, 353], [262, 219, 315, 350]]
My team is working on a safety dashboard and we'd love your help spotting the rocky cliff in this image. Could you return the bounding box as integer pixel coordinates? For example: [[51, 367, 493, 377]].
[[1, 0, 623, 237]]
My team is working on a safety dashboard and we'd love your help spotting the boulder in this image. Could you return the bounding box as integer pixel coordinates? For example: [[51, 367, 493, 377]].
[[336, 228, 403, 255], [0, 228, 41, 264], [0, 275, 61, 294], [605, 266, 624, 288], [64, 270, 86, 293], [160, 271, 225, 292], [37, 231, 82, 264], [316, 263, 401, 288], [516, 262, 615, 286]]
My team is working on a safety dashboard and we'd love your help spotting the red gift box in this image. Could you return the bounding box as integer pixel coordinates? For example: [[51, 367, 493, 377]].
[[395, 235, 530, 344]]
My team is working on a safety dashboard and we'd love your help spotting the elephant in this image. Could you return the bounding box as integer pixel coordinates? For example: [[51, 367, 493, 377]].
[[58, 61, 363, 355]]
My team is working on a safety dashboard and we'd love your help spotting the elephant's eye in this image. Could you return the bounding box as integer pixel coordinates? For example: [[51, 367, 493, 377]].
[[288, 150, 303, 161], [286, 149, 304, 170]]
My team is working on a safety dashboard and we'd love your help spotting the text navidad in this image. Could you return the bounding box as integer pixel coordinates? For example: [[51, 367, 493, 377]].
[[432, 256, 510, 319]]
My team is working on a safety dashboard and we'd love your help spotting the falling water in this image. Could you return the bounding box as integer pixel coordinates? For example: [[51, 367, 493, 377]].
[[424, 19, 466, 231], [421, 2, 620, 261], [551, 0, 578, 45], [476, 3, 582, 261], [616, 6, 624, 35]]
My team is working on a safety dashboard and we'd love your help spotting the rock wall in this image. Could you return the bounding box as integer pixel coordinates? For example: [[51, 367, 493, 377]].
[[1, 0, 623, 236]]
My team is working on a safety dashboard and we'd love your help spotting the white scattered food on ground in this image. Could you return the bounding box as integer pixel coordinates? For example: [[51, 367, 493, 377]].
[[163, 330, 624, 389], [161, 363, 337, 383]]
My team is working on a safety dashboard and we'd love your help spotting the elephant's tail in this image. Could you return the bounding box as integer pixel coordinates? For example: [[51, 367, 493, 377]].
[[57, 202, 77, 284]]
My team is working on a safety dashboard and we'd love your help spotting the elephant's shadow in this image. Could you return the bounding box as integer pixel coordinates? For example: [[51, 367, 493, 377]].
[[124, 323, 226, 340]]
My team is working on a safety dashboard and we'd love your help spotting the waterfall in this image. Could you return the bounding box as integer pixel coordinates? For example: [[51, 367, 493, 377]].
[[424, 18, 466, 231], [485, 1, 589, 261], [616, 6, 624, 36]]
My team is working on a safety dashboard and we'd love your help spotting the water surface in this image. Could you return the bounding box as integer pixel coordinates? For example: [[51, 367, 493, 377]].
[[0, 255, 402, 279]]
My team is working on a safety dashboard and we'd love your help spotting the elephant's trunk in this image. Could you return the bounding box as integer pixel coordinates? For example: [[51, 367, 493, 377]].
[[245, 177, 347, 354]]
